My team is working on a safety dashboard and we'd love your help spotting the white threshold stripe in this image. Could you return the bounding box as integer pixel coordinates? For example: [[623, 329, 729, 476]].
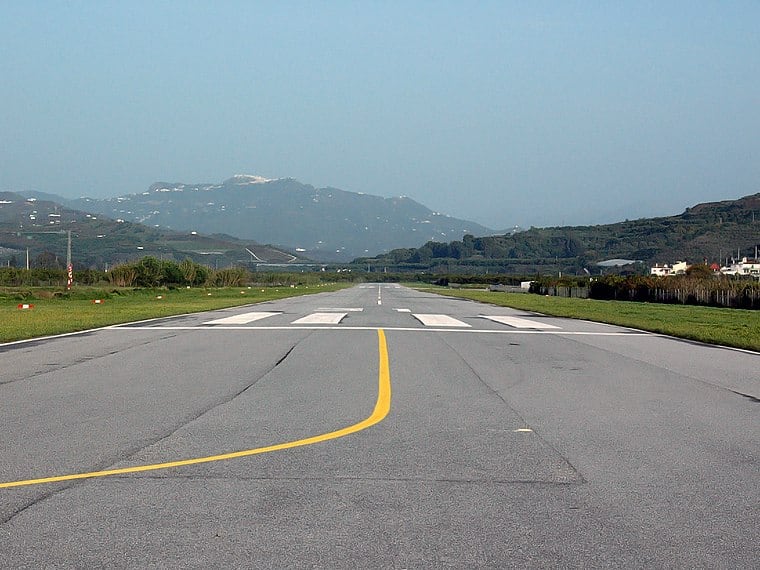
[[413, 314, 471, 327], [317, 308, 363, 312], [395, 308, 412, 313], [291, 312, 347, 325], [481, 315, 560, 329], [108, 325, 652, 336], [204, 311, 281, 325]]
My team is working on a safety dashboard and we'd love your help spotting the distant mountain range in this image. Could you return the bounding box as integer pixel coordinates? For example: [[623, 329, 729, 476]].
[[6, 175, 757, 275], [0, 191, 299, 270], [43, 175, 495, 261], [355, 193, 760, 275]]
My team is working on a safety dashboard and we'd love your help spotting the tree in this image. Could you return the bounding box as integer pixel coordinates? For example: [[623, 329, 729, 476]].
[[410, 245, 432, 264], [194, 264, 211, 286], [179, 258, 197, 285], [35, 251, 60, 269], [134, 256, 162, 287], [108, 264, 137, 287], [685, 263, 714, 279], [160, 260, 184, 285], [462, 234, 475, 257], [212, 267, 248, 287]]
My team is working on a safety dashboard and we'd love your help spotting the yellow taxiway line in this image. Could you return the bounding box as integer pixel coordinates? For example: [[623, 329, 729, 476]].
[[1, 329, 391, 489]]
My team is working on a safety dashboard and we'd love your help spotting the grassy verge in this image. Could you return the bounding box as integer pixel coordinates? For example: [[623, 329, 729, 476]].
[[0, 284, 350, 343], [418, 286, 760, 352]]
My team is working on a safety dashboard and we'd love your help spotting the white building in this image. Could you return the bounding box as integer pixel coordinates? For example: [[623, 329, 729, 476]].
[[720, 257, 760, 277], [650, 261, 688, 276]]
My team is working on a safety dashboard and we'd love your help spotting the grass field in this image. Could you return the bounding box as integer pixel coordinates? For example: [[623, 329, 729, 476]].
[[418, 286, 760, 353], [3, 283, 758, 352], [0, 284, 350, 343]]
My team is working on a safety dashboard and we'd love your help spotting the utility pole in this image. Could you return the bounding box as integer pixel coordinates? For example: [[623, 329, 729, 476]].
[[0, 229, 73, 276]]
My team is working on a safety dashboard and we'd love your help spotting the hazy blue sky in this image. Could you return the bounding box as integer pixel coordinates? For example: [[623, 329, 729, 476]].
[[2, 1, 759, 229]]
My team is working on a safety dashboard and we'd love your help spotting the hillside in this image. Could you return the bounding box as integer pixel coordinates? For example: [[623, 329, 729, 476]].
[[0, 192, 301, 270], [354, 193, 760, 274], [61, 175, 494, 261]]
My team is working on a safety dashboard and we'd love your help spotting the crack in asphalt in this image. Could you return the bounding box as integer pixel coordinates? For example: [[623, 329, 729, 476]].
[[0, 336, 178, 386], [0, 485, 69, 526], [275, 345, 297, 367], [0, 333, 312, 526], [731, 390, 760, 403], [89, 474, 583, 486]]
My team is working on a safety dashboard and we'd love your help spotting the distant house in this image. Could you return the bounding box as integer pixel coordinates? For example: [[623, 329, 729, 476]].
[[650, 264, 672, 276], [653, 258, 760, 277], [720, 257, 760, 277], [650, 261, 688, 276]]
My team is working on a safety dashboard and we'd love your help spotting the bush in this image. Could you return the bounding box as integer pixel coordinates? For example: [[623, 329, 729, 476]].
[[211, 267, 249, 287]]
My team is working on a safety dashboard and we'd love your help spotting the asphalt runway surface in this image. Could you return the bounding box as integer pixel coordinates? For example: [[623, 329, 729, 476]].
[[1, 284, 758, 568]]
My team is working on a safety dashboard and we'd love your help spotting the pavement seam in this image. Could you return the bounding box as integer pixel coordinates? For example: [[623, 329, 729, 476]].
[[438, 333, 588, 484], [558, 331, 760, 401]]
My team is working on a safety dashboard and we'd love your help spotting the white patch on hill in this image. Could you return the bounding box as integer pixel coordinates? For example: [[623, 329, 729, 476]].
[[230, 174, 273, 184]]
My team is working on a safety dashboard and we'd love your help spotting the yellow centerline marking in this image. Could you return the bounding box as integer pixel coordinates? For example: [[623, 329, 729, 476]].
[[1, 329, 392, 490]]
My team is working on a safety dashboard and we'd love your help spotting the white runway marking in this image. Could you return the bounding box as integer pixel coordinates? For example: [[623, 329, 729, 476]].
[[109, 324, 653, 337], [204, 312, 281, 325], [317, 308, 363, 312], [481, 315, 560, 329], [395, 308, 412, 313], [413, 314, 471, 327], [291, 312, 347, 325]]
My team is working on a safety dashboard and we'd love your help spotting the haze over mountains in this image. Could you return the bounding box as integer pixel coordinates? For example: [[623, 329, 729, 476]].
[[0, 190, 297, 269], [59, 176, 495, 261], [4, 171, 757, 275]]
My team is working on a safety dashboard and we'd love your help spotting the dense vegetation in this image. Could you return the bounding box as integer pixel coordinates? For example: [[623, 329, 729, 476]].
[[0, 256, 367, 291], [530, 272, 760, 310], [354, 193, 760, 274]]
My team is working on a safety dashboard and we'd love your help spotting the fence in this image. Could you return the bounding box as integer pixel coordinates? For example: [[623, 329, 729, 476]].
[[531, 279, 760, 309], [532, 285, 589, 299], [649, 286, 760, 309]]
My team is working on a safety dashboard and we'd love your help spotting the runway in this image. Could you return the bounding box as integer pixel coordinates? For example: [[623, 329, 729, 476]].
[[1, 284, 757, 567]]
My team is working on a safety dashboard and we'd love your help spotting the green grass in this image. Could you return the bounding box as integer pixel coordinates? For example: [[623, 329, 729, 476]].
[[5, 283, 757, 352], [0, 284, 350, 343], [419, 286, 760, 352]]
